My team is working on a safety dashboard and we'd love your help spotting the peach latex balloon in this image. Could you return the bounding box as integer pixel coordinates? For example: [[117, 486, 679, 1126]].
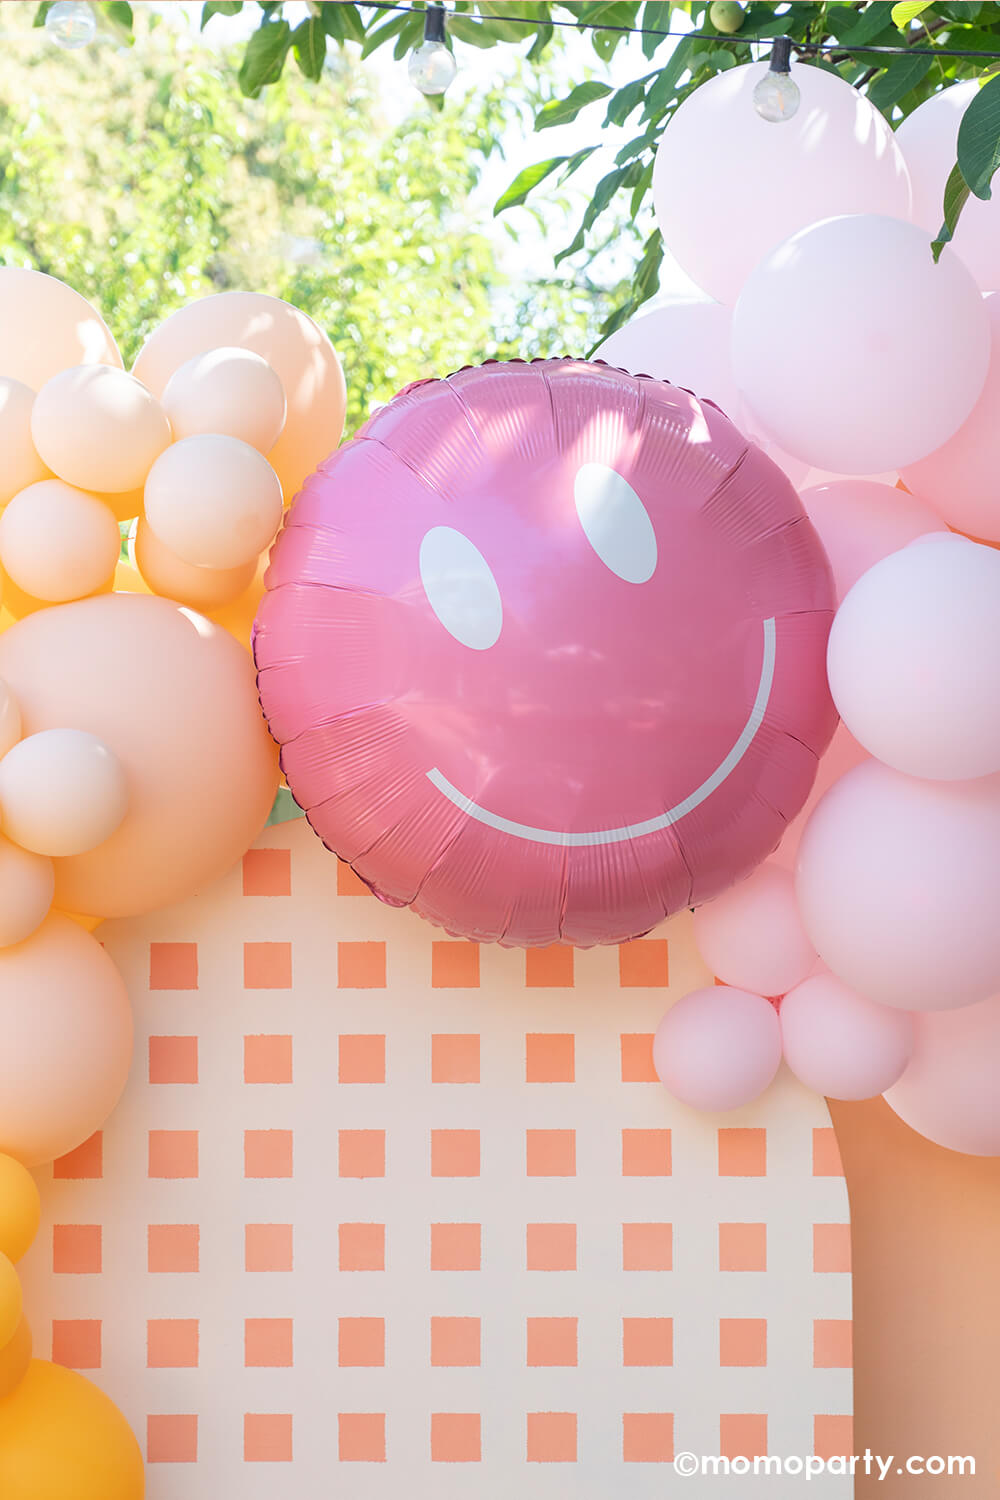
[[132, 290, 346, 502], [0, 1361, 144, 1500], [144, 433, 282, 569], [134, 516, 257, 609], [0, 380, 48, 507], [0, 679, 20, 759], [162, 345, 286, 452], [0, 1154, 41, 1262], [0, 729, 127, 857], [0, 481, 119, 602], [31, 366, 170, 494], [0, 915, 132, 1165], [0, 1317, 31, 1400], [0, 269, 121, 390], [0, 836, 54, 946], [0, 594, 278, 916], [206, 554, 266, 650]]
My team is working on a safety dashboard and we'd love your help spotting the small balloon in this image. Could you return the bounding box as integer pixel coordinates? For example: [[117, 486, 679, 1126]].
[[31, 366, 170, 494], [885, 994, 1000, 1156], [780, 972, 913, 1100], [0, 1155, 41, 1262], [0, 1252, 22, 1348], [0, 481, 119, 603], [133, 517, 256, 611], [144, 433, 282, 570], [653, 986, 782, 1112], [0, 1318, 31, 1400], [0, 836, 53, 947], [0, 381, 48, 508], [800, 479, 947, 604], [0, 680, 20, 760], [0, 729, 127, 857], [0, 1361, 144, 1500], [693, 861, 816, 997], [162, 346, 286, 453]]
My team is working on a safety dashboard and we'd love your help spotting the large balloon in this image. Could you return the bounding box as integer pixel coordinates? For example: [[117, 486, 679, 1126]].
[[771, 721, 869, 872], [0, 915, 132, 1165], [0, 270, 121, 390], [796, 759, 1000, 1012], [31, 366, 170, 494], [256, 359, 835, 946], [900, 292, 1000, 541], [652, 62, 910, 305], [732, 215, 990, 474], [897, 81, 1000, 293], [828, 535, 1000, 781], [132, 290, 346, 503], [0, 1361, 143, 1500], [0, 594, 278, 917], [780, 972, 913, 1101], [800, 479, 946, 604], [885, 995, 1000, 1156], [693, 861, 816, 997], [0, 381, 48, 508]]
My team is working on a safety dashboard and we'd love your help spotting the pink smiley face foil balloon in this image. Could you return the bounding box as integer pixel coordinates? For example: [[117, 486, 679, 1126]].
[[254, 360, 836, 946]]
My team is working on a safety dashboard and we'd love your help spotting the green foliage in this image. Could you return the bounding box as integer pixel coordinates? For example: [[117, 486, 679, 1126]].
[[1, 9, 628, 433], [27, 1, 1000, 333]]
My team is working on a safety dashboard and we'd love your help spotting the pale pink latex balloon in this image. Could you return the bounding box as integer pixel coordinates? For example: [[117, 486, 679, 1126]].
[[800, 480, 947, 603], [693, 861, 816, 997], [885, 994, 1000, 1156], [0, 594, 278, 917], [653, 63, 910, 306], [0, 914, 132, 1166], [0, 729, 127, 857], [0, 481, 119, 603], [133, 517, 256, 611], [0, 269, 121, 390], [0, 836, 53, 948], [780, 972, 913, 1101], [132, 291, 346, 504], [772, 721, 869, 872], [897, 81, 1000, 293], [828, 534, 1000, 781], [653, 986, 782, 1112], [31, 366, 170, 494], [901, 293, 1000, 541], [0, 382, 48, 508], [162, 346, 286, 453], [144, 434, 282, 570], [733, 216, 990, 474], [796, 758, 1000, 1012]]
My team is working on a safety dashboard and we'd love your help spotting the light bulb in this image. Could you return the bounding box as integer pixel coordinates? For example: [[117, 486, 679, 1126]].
[[753, 69, 801, 122], [45, 0, 97, 50], [408, 39, 457, 95]]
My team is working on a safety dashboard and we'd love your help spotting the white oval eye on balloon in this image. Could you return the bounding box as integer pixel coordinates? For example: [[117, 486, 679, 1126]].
[[574, 462, 657, 583], [419, 526, 503, 650]]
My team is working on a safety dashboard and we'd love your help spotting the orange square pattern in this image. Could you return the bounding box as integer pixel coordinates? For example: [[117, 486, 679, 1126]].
[[524, 945, 574, 987], [339, 1317, 385, 1367], [431, 1316, 480, 1367], [148, 1130, 198, 1179], [619, 1033, 657, 1082], [721, 1414, 768, 1459], [623, 1412, 674, 1463], [245, 1224, 293, 1273], [53, 1224, 102, 1275], [527, 1412, 577, 1463], [814, 1414, 854, 1460], [431, 1413, 481, 1463], [339, 1412, 386, 1462], [525, 1033, 574, 1083], [244, 1413, 293, 1463], [52, 1318, 101, 1368], [526, 1223, 576, 1271], [244, 1034, 293, 1084], [526, 1317, 578, 1367], [340, 1222, 385, 1272], [149, 942, 198, 990], [245, 1318, 294, 1367], [244, 941, 292, 989], [720, 1318, 767, 1368], [813, 1128, 845, 1176], [242, 848, 291, 896], [147, 1318, 199, 1368], [814, 1223, 852, 1273], [526, 1129, 575, 1177], [718, 1128, 767, 1177], [339, 1130, 385, 1179], [622, 1129, 671, 1177], [148, 1224, 199, 1274], [431, 1223, 481, 1271], [431, 1033, 479, 1084], [336, 859, 369, 896], [53, 1132, 102, 1180], [149, 1036, 198, 1085], [622, 1223, 672, 1271], [623, 1317, 673, 1367], [244, 1130, 293, 1179], [431, 941, 480, 988], [814, 1319, 853, 1368], [618, 939, 669, 987], [338, 1033, 385, 1084], [431, 1129, 480, 1177], [719, 1223, 768, 1272], [147, 1414, 198, 1464], [338, 941, 386, 988]]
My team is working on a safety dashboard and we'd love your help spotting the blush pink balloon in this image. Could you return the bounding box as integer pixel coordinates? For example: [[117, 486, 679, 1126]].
[[771, 721, 869, 871], [800, 479, 947, 603], [885, 994, 1000, 1155], [653, 986, 782, 1112], [255, 360, 836, 947], [796, 759, 1000, 1012], [693, 861, 816, 997], [901, 293, 1000, 542], [780, 972, 913, 1101]]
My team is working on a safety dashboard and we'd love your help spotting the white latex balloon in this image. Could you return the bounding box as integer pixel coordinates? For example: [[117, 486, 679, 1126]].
[[0, 728, 128, 857], [0, 835, 54, 948], [828, 534, 1000, 781], [161, 347, 286, 453], [0, 480, 119, 603], [897, 81, 1000, 293], [0, 381, 48, 508], [732, 215, 990, 473], [144, 434, 283, 570], [796, 759, 1000, 1012], [652, 61, 910, 306], [0, 682, 20, 761]]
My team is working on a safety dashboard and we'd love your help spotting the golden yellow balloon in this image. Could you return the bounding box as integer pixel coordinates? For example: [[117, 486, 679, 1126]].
[[0, 1252, 22, 1347], [0, 1156, 39, 1262], [0, 1317, 31, 1399], [0, 1361, 144, 1500]]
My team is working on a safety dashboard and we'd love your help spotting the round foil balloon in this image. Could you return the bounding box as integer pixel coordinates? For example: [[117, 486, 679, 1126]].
[[255, 359, 836, 946]]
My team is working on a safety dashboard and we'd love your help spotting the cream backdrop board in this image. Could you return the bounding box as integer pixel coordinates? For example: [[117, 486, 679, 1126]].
[[21, 818, 852, 1496]]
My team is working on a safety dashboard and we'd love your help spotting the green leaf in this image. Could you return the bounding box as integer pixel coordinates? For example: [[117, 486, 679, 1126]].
[[641, 1, 672, 59], [327, 5, 365, 42], [643, 36, 696, 119], [493, 147, 596, 214], [102, 1, 134, 33], [238, 19, 292, 97], [932, 159, 972, 262], [33, 2, 54, 27], [829, 1, 895, 44], [292, 16, 326, 79], [201, 0, 243, 26], [266, 786, 304, 827], [449, 14, 518, 46], [360, 12, 408, 57], [392, 14, 424, 61], [535, 80, 613, 130], [890, 0, 932, 30], [867, 52, 933, 111], [958, 71, 1000, 201], [604, 72, 655, 126]]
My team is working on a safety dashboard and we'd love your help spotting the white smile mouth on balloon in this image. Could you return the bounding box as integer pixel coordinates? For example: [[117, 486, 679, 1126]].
[[425, 618, 777, 847]]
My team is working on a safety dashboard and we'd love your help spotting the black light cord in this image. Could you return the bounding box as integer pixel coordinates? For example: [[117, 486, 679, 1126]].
[[353, 0, 1000, 60]]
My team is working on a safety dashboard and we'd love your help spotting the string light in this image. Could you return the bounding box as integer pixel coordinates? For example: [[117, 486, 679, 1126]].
[[408, 4, 458, 95], [45, 0, 96, 50], [753, 35, 800, 123]]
